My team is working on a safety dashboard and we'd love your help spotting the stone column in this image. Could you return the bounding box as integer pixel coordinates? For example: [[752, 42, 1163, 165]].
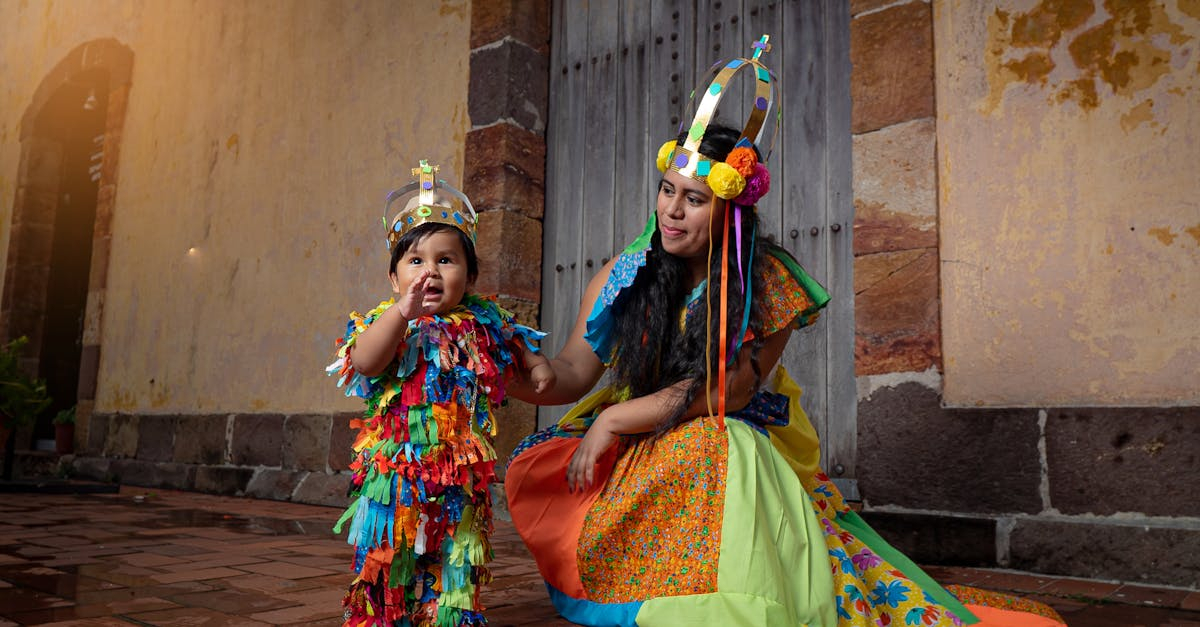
[[465, 1, 551, 478], [850, 0, 940, 376]]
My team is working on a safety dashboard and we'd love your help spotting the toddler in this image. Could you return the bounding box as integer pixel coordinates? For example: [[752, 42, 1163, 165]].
[[329, 160, 553, 626]]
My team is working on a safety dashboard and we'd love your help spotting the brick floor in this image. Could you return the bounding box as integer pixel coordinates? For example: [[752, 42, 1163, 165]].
[[0, 486, 1196, 626]]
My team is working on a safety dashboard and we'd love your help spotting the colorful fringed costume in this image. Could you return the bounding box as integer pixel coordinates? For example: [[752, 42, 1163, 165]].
[[504, 247, 1066, 626], [329, 294, 545, 627]]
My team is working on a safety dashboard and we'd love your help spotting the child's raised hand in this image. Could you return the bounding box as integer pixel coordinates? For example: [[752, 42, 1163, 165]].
[[396, 269, 435, 320], [529, 361, 556, 394]]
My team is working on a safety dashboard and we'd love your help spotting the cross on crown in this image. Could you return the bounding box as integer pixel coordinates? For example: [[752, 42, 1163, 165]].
[[751, 34, 771, 60]]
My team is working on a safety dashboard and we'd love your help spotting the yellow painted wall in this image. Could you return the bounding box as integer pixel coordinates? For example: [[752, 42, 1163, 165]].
[[935, 1, 1200, 406], [0, 0, 471, 413]]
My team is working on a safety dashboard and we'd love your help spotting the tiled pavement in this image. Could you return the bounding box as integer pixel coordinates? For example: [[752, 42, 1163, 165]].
[[0, 485, 1197, 626]]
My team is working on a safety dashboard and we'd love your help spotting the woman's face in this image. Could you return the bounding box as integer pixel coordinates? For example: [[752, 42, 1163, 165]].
[[656, 169, 722, 260]]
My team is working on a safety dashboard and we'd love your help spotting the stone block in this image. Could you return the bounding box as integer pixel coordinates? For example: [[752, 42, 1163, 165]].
[[76, 344, 100, 400], [469, 41, 549, 132], [195, 466, 255, 496], [231, 413, 284, 467], [135, 415, 177, 462], [851, 1, 935, 133], [293, 472, 352, 508], [328, 411, 358, 472], [496, 295, 540, 329], [74, 399, 95, 455], [1010, 518, 1200, 588], [94, 186, 116, 240], [87, 413, 109, 455], [851, 0, 898, 16], [246, 469, 306, 501], [464, 123, 546, 219], [174, 415, 229, 465], [110, 459, 195, 490], [857, 382, 1042, 514], [87, 234, 111, 293], [1045, 407, 1200, 517], [70, 455, 112, 482], [284, 414, 331, 472], [852, 118, 938, 255], [98, 129, 122, 184], [493, 398, 536, 482], [470, 0, 550, 53], [474, 210, 542, 301], [104, 414, 139, 458], [858, 510, 998, 567], [853, 248, 940, 375]]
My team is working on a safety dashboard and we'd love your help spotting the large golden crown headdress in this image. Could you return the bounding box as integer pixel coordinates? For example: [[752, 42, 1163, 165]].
[[382, 160, 478, 249], [655, 35, 780, 204]]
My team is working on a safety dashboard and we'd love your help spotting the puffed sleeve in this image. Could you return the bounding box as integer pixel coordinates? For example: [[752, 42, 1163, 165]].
[[755, 249, 830, 336]]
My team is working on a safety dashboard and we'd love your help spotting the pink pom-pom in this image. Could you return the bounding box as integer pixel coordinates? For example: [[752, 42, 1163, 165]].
[[733, 163, 770, 206]]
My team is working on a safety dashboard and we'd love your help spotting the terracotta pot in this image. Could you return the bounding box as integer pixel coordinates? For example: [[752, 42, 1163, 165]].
[[55, 423, 75, 455]]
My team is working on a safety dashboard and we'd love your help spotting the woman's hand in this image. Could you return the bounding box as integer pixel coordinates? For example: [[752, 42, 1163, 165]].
[[567, 415, 619, 492]]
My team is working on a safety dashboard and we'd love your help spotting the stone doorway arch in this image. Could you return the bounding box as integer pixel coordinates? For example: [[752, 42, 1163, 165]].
[[1, 38, 133, 450]]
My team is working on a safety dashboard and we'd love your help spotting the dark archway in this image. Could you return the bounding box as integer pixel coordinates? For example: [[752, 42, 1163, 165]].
[[2, 39, 133, 450]]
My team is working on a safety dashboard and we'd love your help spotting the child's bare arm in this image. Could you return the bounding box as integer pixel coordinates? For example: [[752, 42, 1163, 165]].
[[512, 347, 556, 395], [348, 305, 408, 377], [350, 270, 435, 377], [528, 351, 556, 394]]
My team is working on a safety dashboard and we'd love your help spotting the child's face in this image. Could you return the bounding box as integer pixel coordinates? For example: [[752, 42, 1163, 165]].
[[389, 230, 473, 315]]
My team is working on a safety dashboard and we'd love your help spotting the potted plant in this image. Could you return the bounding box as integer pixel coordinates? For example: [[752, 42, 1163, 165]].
[[1, 336, 52, 479], [54, 405, 76, 455]]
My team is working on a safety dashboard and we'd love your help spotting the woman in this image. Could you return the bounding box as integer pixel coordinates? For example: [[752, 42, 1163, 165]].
[[506, 41, 1064, 627]]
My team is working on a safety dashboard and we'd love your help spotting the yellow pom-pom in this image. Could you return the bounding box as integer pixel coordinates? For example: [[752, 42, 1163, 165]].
[[707, 162, 746, 199], [656, 140, 677, 173]]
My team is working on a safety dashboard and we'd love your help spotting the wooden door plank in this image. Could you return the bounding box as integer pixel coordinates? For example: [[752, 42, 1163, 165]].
[[581, 3, 619, 291], [540, 0, 592, 426], [778, 0, 831, 459], [823, 0, 856, 480], [649, 0, 695, 144], [740, 0, 785, 243], [614, 1, 654, 250]]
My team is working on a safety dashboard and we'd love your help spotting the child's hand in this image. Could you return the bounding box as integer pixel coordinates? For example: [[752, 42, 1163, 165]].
[[529, 361, 556, 394], [396, 269, 435, 320]]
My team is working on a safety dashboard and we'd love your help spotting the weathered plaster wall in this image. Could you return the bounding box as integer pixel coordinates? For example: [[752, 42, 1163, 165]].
[[0, 1, 471, 414], [936, 0, 1200, 406], [852, 1, 1200, 587]]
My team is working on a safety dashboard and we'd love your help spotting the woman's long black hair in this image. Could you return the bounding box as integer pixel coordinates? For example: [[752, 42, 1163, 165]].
[[607, 124, 791, 435]]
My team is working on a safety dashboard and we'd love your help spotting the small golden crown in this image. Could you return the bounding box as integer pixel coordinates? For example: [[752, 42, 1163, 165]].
[[382, 160, 478, 249]]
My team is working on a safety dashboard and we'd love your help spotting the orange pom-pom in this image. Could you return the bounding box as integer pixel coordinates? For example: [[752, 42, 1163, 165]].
[[725, 147, 757, 178]]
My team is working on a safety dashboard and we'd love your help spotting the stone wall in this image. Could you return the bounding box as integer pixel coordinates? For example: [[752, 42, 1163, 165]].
[[858, 383, 1200, 587], [849, 0, 1200, 587], [73, 411, 356, 507], [463, 0, 551, 478]]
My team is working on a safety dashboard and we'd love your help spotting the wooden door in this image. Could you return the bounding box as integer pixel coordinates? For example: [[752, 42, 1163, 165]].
[[540, 0, 856, 485]]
